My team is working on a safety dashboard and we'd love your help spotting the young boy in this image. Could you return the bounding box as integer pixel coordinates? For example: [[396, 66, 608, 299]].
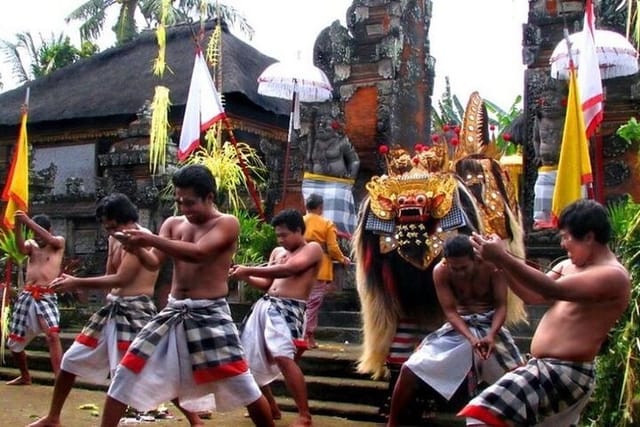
[[7, 211, 64, 385], [231, 209, 323, 427]]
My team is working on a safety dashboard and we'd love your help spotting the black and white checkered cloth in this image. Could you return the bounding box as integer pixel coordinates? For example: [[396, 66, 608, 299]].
[[534, 168, 557, 222], [8, 290, 59, 342], [76, 294, 157, 350], [120, 297, 246, 379], [460, 357, 594, 425], [241, 294, 306, 341], [302, 177, 357, 235]]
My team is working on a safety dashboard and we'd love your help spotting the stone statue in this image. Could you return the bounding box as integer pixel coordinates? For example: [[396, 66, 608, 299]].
[[304, 113, 360, 180], [301, 110, 360, 235], [532, 88, 565, 229]]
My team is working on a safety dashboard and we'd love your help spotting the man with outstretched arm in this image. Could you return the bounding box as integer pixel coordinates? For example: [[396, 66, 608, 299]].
[[27, 193, 201, 427], [231, 209, 323, 427], [98, 165, 274, 427], [386, 234, 524, 427], [459, 200, 630, 426], [7, 211, 64, 385]]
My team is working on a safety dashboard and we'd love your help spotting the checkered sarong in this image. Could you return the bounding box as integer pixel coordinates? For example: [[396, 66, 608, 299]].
[[242, 294, 306, 342], [120, 297, 248, 384], [533, 168, 557, 222], [302, 176, 357, 235], [406, 310, 524, 400], [76, 294, 157, 351], [8, 289, 59, 342], [459, 357, 594, 426]]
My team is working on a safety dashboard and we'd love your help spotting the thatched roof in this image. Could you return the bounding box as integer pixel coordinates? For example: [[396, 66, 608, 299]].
[[0, 20, 289, 127]]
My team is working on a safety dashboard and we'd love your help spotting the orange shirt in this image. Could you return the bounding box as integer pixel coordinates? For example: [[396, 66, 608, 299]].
[[303, 213, 346, 282]]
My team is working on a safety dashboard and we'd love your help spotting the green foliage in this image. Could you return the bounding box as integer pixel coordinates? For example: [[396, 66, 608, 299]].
[[616, 117, 640, 149], [485, 95, 523, 156], [584, 198, 640, 426], [431, 77, 465, 129], [233, 210, 276, 302], [67, 0, 254, 47], [0, 32, 98, 84], [0, 227, 30, 266]]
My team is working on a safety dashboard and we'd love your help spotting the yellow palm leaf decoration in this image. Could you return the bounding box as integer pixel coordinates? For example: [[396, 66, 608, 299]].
[[152, 0, 171, 77], [149, 86, 171, 174]]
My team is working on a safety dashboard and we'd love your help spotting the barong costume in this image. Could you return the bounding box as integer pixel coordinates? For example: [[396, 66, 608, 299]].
[[405, 310, 524, 400], [7, 285, 59, 352], [108, 296, 261, 413], [61, 294, 156, 382], [458, 357, 595, 426], [240, 294, 307, 386]]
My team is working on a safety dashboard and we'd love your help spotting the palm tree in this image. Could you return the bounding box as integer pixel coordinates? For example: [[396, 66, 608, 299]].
[[66, 0, 254, 46], [0, 32, 98, 86]]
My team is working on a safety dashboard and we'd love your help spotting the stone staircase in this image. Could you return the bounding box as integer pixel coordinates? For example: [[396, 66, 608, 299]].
[[0, 292, 544, 426]]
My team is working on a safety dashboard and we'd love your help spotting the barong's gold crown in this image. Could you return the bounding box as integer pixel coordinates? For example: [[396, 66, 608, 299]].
[[367, 91, 516, 238]]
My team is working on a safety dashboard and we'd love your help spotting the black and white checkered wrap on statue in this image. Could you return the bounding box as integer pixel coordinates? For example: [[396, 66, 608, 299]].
[[302, 177, 357, 235]]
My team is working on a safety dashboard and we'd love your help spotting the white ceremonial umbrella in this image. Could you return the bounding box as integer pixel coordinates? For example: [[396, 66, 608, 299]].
[[550, 29, 639, 80], [257, 60, 333, 203]]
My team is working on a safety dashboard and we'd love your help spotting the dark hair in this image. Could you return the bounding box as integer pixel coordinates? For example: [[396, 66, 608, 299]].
[[443, 234, 474, 259], [172, 164, 217, 200], [32, 214, 51, 230], [305, 193, 324, 210], [271, 209, 305, 234], [558, 199, 611, 244], [96, 193, 139, 224]]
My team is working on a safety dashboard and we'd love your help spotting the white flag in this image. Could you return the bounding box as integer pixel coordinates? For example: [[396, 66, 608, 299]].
[[578, 0, 604, 138], [178, 51, 226, 161]]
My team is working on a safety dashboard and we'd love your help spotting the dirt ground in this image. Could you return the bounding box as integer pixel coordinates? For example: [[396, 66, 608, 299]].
[[3, 383, 379, 427]]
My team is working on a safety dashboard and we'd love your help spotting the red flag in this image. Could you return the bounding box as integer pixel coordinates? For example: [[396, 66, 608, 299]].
[[178, 51, 227, 161], [578, 0, 604, 138], [1, 106, 29, 229]]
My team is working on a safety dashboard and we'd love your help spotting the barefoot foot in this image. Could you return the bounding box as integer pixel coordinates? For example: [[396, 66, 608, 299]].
[[270, 406, 282, 420], [289, 415, 312, 426], [6, 375, 31, 385], [26, 416, 61, 427]]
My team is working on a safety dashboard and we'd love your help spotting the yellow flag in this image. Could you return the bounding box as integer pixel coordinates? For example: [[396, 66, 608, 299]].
[[1, 109, 29, 229], [551, 67, 593, 222]]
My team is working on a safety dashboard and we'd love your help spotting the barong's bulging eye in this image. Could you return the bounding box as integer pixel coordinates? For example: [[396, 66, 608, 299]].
[[398, 196, 407, 205], [416, 194, 427, 205]]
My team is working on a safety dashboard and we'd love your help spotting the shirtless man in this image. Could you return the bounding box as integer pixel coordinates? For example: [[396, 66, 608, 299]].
[[460, 199, 631, 426], [98, 165, 273, 427], [386, 235, 524, 427], [7, 211, 64, 385], [230, 209, 323, 427], [27, 193, 202, 427]]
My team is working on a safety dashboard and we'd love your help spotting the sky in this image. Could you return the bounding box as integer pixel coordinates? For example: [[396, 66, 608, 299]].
[[0, 0, 528, 110]]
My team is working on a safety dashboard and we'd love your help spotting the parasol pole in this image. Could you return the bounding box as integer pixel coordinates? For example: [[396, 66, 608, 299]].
[[280, 80, 298, 206]]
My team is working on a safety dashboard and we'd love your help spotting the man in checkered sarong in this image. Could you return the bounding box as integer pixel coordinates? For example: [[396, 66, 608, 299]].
[[28, 193, 202, 427], [231, 209, 323, 427], [460, 200, 630, 427], [386, 235, 524, 427], [6, 211, 65, 386], [98, 165, 275, 427]]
